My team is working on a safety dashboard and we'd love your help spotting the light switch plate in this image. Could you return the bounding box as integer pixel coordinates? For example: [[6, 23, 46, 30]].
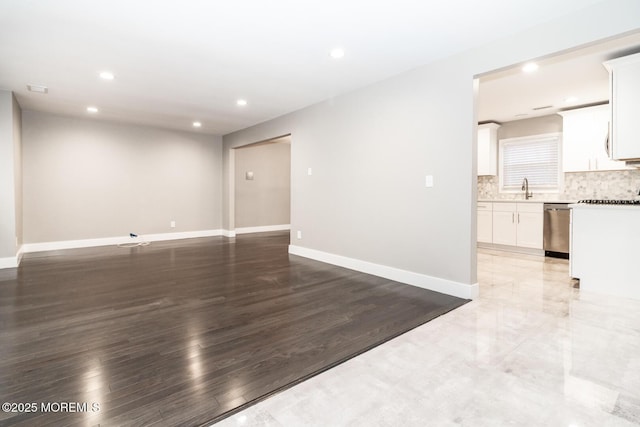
[[425, 175, 434, 187], [307, 168, 313, 176]]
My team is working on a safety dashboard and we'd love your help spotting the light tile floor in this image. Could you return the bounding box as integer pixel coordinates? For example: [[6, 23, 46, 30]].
[[215, 249, 640, 426]]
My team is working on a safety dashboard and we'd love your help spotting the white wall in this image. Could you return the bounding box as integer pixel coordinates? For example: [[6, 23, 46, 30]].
[[222, 0, 640, 299], [234, 140, 290, 229], [13, 94, 23, 251], [0, 91, 21, 263], [22, 111, 223, 243], [498, 114, 563, 140]]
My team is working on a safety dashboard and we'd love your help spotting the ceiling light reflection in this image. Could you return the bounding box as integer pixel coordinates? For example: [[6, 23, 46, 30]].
[[83, 358, 105, 420], [189, 338, 204, 390]]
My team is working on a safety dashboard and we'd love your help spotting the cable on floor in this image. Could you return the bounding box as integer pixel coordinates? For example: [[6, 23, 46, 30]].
[[117, 233, 151, 248]]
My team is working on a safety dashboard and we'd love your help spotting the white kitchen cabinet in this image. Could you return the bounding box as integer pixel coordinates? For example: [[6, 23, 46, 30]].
[[515, 203, 543, 249], [477, 202, 493, 243], [492, 203, 517, 246], [491, 202, 543, 249], [604, 53, 640, 161], [560, 104, 627, 172], [477, 123, 500, 176]]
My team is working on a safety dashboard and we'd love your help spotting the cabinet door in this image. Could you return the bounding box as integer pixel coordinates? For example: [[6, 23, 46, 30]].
[[592, 106, 627, 171], [492, 211, 517, 246], [561, 109, 594, 172], [477, 123, 499, 176], [608, 54, 640, 160], [477, 209, 493, 243], [561, 105, 627, 172], [516, 212, 543, 249]]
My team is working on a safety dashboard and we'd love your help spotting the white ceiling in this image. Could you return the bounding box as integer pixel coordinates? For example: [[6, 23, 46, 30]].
[[0, 0, 615, 135], [478, 31, 640, 124]]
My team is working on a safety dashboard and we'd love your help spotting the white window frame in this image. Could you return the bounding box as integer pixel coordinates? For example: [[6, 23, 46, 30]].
[[498, 132, 563, 194]]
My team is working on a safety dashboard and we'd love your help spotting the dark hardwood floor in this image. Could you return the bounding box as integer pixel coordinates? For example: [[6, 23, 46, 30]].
[[0, 232, 467, 426]]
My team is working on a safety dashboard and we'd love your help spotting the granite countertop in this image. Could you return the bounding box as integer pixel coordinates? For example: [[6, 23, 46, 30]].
[[570, 203, 640, 209], [478, 199, 577, 204]]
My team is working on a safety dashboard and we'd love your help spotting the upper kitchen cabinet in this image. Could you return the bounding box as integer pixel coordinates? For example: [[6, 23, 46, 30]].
[[560, 104, 627, 172], [604, 53, 640, 161], [477, 123, 500, 176]]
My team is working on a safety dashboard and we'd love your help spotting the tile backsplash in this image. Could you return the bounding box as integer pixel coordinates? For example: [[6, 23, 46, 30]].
[[478, 169, 640, 201]]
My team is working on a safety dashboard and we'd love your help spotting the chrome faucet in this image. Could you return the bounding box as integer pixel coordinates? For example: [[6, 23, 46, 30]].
[[522, 177, 533, 200]]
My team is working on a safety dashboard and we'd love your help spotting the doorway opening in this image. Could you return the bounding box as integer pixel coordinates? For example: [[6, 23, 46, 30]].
[[232, 135, 291, 237], [474, 32, 640, 276]]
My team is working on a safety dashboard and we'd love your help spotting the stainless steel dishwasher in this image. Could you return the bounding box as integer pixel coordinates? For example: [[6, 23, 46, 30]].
[[543, 203, 571, 259]]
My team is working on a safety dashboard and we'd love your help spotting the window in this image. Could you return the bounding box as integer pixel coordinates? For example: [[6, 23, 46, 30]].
[[499, 133, 562, 193]]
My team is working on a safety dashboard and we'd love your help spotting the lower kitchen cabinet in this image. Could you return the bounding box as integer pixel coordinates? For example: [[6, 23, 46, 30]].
[[477, 202, 493, 243], [483, 202, 543, 250], [492, 203, 517, 246], [516, 206, 543, 249]]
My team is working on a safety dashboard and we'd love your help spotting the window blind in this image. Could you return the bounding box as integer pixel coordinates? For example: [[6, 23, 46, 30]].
[[500, 135, 560, 190]]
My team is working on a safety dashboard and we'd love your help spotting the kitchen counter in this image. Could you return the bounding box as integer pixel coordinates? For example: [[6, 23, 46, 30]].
[[569, 203, 640, 209], [571, 204, 640, 300], [479, 199, 577, 204]]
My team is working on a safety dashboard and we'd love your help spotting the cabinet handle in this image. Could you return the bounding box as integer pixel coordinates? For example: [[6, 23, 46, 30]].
[[518, 213, 520, 224], [512, 213, 515, 223], [595, 158, 598, 169], [588, 159, 591, 170]]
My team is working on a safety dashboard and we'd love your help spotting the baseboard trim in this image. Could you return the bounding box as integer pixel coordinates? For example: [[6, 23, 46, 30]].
[[222, 230, 237, 238], [235, 224, 290, 235], [0, 256, 19, 269], [21, 229, 225, 253], [477, 242, 544, 256], [288, 245, 478, 300]]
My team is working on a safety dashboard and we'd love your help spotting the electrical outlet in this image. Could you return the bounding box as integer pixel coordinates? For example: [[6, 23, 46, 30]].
[[170, 220, 176, 228], [307, 168, 313, 176], [297, 230, 302, 239]]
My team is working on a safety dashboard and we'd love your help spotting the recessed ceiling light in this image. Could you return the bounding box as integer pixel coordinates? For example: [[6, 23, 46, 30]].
[[522, 62, 539, 73], [564, 96, 579, 104], [99, 71, 115, 80], [236, 99, 248, 106], [330, 48, 345, 59], [27, 84, 48, 93], [192, 121, 202, 128], [86, 106, 99, 113]]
